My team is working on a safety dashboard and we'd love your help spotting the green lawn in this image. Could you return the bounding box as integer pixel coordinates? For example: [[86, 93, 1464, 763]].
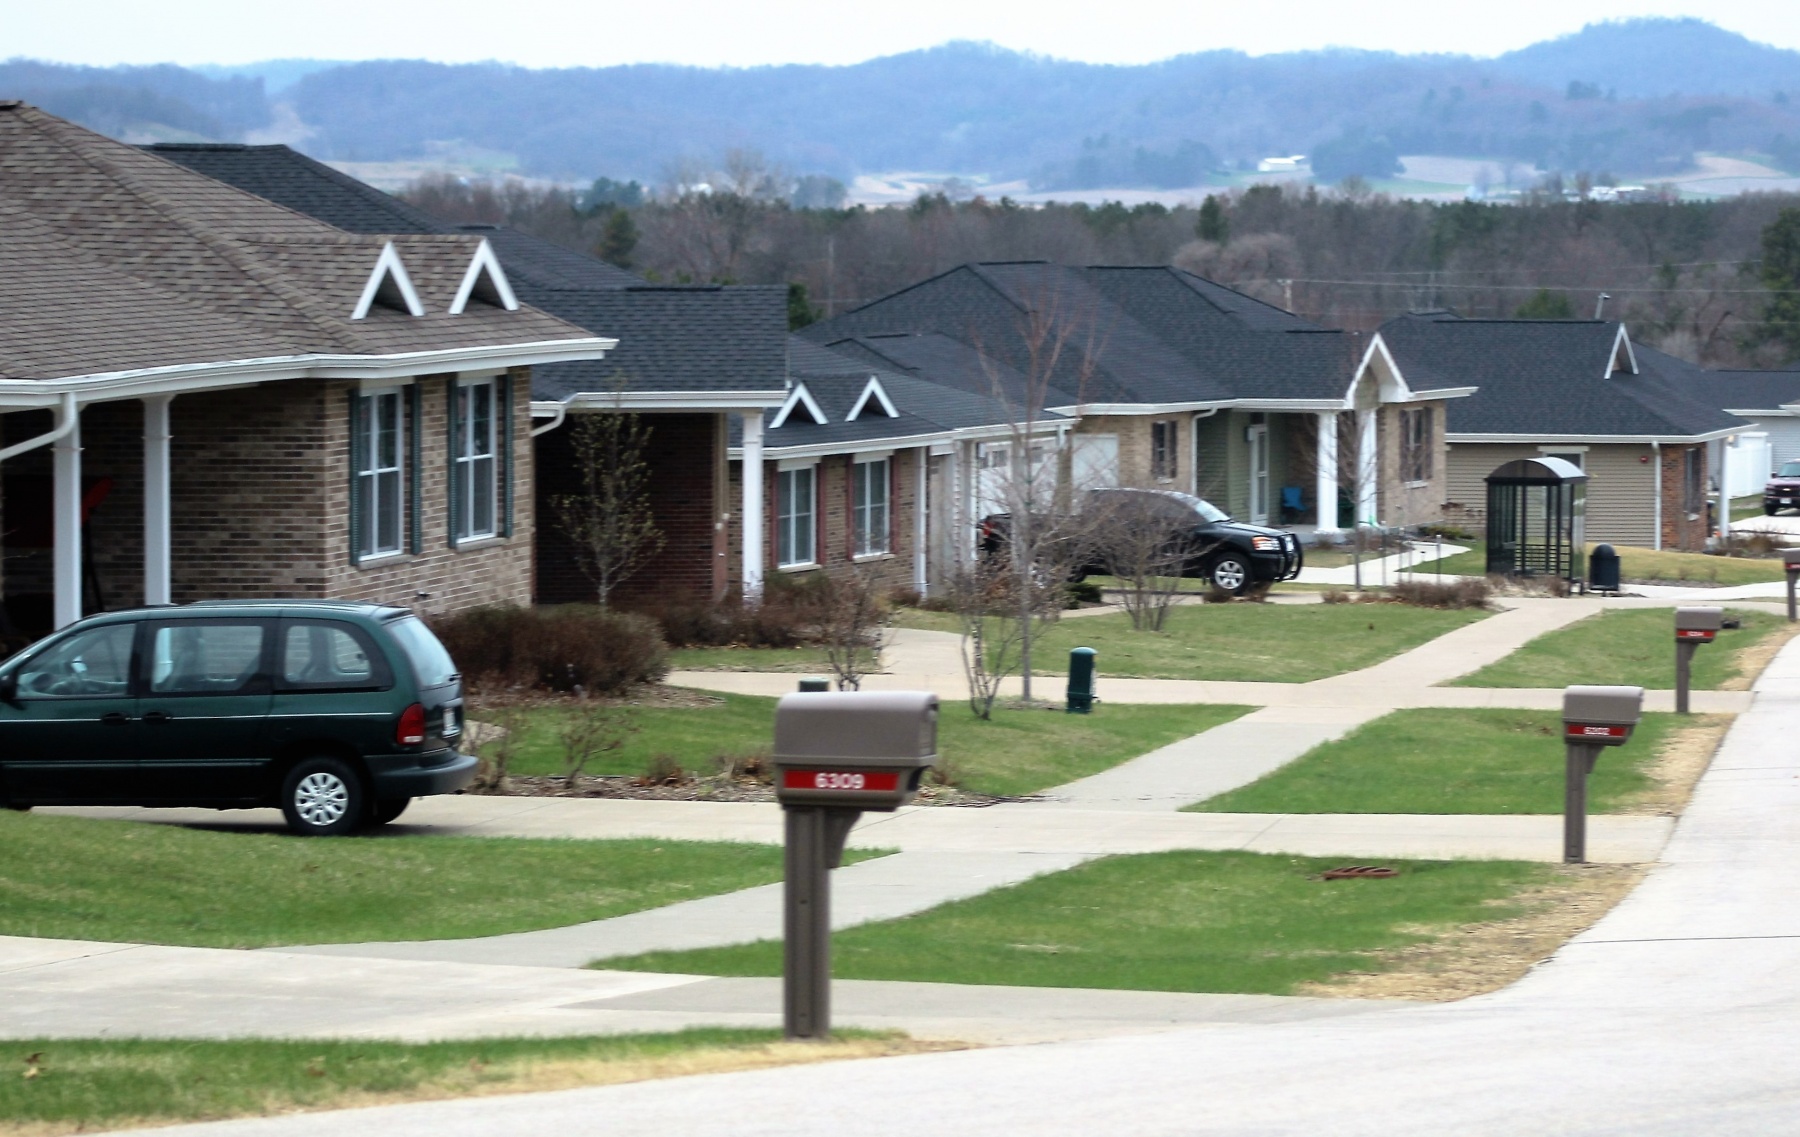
[[0, 1030, 906, 1133], [1188, 708, 1678, 815], [1455, 607, 1784, 690], [1412, 544, 1789, 587], [892, 603, 1488, 683], [0, 810, 819, 948], [495, 693, 1250, 797], [593, 851, 1548, 995], [1731, 494, 1765, 522]]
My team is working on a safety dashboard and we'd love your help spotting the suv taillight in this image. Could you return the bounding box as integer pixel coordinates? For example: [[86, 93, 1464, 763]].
[[396, 703, 427, 747]]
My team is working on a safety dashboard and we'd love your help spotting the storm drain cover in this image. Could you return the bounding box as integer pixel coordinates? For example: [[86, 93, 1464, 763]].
[[1321, 866, 1398, 880]]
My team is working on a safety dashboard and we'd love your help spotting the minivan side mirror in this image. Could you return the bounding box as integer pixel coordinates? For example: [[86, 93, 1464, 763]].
[[0, 671, 17, 706]]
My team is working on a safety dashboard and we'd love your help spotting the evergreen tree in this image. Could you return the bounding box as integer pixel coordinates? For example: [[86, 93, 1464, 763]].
[[1759, 208, 1800, 360], [787, 282, 821, 330], [1196, 194, 1228, 243], [1514, 288, 1576, 319], [596, 208, 638, 269]]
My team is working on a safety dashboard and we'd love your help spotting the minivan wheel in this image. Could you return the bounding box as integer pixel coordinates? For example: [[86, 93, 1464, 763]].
[[369, 797, 411, 827], [280, 756, 367, 837], [1208, 555, 1251, 595]]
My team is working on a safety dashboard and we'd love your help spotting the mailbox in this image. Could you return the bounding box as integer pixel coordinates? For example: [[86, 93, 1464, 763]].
[[1675, 606, 1723, 643], [1784, 548, 1800, 571], [773, 691, 937, 811], [1562, 684, 1644, 747]]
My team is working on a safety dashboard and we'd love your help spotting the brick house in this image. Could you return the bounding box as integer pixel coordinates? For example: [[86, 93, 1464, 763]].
[[800, 262, 1471, 537], [0, 104, 611, 639], [150, 142, 788, 607], [1379, 312, 1743, 551]]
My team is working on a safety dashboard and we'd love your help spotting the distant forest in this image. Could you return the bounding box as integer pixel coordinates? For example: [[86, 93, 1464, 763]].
[[8, 19, 1800, 187], [401, 174, 1800, 369]]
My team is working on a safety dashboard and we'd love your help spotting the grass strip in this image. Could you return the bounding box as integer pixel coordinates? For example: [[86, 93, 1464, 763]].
[[0, 1030, 932, 1135], [0, 811, 845, 948], [1187, 708, 1679, 815], [668, 646, 855, 673], [1412, 544, 1789, 587], [892, 602, 1488, 683], [593, 851, 1549, 996], [500, 695, 1250, 798], [1454, 607, 1784, 690]]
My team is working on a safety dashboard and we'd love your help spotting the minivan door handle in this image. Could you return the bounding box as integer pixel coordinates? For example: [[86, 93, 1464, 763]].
[[141, 710, 172, 725], [99, 711, 131, 726]]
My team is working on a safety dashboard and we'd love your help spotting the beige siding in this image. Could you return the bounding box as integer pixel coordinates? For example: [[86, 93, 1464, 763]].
[[1445, 441, 1659, 547]]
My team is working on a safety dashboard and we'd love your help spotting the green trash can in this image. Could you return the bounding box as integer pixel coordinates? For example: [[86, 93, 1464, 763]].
[[1067, 647, 1097, 714]]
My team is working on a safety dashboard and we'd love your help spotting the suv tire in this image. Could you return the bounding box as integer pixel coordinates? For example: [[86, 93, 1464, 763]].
[[369, 797, 412, 827], [1208, 554, 1251, 596], [281, 756, 368, 837]]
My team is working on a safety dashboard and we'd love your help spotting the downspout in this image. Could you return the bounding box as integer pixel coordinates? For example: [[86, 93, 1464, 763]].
[[0, 392, 79, 463], [1652, 441, 1662, 551], [528, 401, 568, 438], [1189, 407, 1219, 497]]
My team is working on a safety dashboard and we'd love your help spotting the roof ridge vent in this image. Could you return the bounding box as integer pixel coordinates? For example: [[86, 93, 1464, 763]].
[[352, 241, 425, 320], [448, 238, 520, 314]]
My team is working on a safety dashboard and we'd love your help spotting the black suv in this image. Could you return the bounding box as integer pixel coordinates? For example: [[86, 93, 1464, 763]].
[[0, 600, 475, 836], [1081, 488, 1303, 594]]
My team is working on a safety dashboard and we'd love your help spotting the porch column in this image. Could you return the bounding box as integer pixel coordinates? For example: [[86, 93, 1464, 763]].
[[1314, 412, 1339, 535], [1356, 408, 1379, 527], [914, 446, 929, 597], [52, 404, 82, 629], [143, 395, 173, 606], [741, 411, 764, 603]]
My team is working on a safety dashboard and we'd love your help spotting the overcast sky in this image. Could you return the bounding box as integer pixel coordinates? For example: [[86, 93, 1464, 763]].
[[10, 0, 1800, 69]]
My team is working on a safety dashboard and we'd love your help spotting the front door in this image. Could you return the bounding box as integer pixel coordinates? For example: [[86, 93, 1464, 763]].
[[0, 621, 141, 803], [135, 618, 274, 804], [1247, 424, 1270, 525]]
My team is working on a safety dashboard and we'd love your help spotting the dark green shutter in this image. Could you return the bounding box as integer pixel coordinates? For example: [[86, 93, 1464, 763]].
[[499, 373, 514, 538], [347, 388, 363, 567], [407, 382, 423, 555], [446, 378, 460, 548]]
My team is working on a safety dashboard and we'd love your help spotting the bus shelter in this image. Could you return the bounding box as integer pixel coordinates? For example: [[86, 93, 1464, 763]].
[[1485, 456, 1587, 585]]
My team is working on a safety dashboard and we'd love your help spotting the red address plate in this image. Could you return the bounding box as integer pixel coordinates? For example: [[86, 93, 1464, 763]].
[[1566, 723, 1630, 739], [782, 769, 900, 792], [1677, 629, 1716, 640]]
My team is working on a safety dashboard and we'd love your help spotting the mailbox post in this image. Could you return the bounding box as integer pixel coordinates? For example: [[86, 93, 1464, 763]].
[[1562, 685, 1644, 863], [1783, 549, 1800, 622], [772, 691, 936, 1040], [1674, 606, 1723, 714]]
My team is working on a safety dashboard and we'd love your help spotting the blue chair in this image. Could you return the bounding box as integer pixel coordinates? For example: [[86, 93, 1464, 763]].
[[1279, 486, 1304, 523]]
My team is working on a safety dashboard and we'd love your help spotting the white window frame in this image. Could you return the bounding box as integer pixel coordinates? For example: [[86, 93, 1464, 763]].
[[853, 454, 892, 558], [452, 378, 500, 543], [1400, 406, 1435, 486], [776, 462, 818, 569], [1151, 420, 1178, 481], [353, 385, 405, 560]]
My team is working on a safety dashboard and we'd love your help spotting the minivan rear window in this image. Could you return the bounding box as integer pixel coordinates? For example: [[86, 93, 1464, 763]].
[[386, 617, 459, 688]]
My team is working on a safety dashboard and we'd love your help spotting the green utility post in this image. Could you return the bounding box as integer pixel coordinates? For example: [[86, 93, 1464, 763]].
[[1066, 647, 1097, 714]]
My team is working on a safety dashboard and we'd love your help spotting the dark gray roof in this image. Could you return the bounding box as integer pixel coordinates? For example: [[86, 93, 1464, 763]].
[[800, 262, 1361, 406], [1379, 312, 1743, 439], [148, 141, 783, 399], [1684, 368, 1800, 413]]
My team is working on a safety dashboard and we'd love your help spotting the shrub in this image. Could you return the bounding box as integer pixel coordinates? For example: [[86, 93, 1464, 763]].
[[1418, 523, 1477, 542], [431, 604, 669, 694], [1387, 578, 1492, 609], [1321, 588, 1352, 604], [629, 583, 824, 648]]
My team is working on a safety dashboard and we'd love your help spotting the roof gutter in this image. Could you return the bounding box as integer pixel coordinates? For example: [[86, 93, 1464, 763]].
[[549, 390, 789, 413], [726, 420, 1062, 462], [1447, 428, 1741, 446], [0, 391, 77, 463], [0, 338, 619, 408]]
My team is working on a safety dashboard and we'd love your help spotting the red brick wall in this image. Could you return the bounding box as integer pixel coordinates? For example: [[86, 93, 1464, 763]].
[[1659, 443, 1710, 552], [725, 447, 925, 593], [535, 411, 724, 605]]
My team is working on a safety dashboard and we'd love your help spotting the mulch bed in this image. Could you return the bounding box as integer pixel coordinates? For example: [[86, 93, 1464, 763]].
[[468, 774, 1029, 808]]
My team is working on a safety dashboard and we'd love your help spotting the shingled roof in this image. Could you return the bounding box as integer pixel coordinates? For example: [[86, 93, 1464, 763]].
[[1378, 312, 1743, 440], [799, 262, 1373, 409], [0, 103, 604, 386], [151, 141, 785, 404], [1683, 368, 1800, 415]]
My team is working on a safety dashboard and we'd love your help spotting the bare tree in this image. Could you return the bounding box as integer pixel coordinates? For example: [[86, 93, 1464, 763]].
[[553, 409, 665, 607], [817, 567, 894, 691], [948, 552, 1027, 720], [558, 698, 636, 789], [1089, 492, 1216, 631]]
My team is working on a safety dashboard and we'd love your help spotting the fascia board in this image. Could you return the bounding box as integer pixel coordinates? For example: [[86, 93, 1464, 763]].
[[1398, 386, 1479, 403], [559, 390, 789, 412], [1050, 400, 1233, 416], [1447, 428, 1740, 445], [728, 420, 1061, 461], [0, 337, 618, 407]]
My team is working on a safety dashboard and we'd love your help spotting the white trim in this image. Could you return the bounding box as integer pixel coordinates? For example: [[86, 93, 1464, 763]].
[[551, 389, 785, 413], [356, 377, 411, 394], [448, 239, 520, 314], [1538, 444, 1590, 453], [847, 376, 899, 420], [450, 378, 501, 544], [1729, 407, 1798, 417], [143, 394, 173, 607], [1395, 386, 1478, 403], [741, 412, 765, 603], [529, 402, 567, 437], [1605, 324, 1639, 378], [0, 391, 78, 462], [769, 382, 828, 429], [729, 421, 1060, 463], [853, 449, 894, 463], [777, 455, 822, 472], [0, 338, 616, 407], [1448, 429, 1739, 445], [351, 387, 407, 560], [351, 241, 426, 320]]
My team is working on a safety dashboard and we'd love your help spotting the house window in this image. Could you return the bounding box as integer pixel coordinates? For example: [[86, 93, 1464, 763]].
[[853, 457, 891, 557], [1401, 407, 1434, 483], [777, 464, 817, 567], [1542, 451, 1585, 469], [1683, 447, 1705, 517], [452, 380, 498, 542], [352, 388, 404, 559], [1151, 421, 1178, 480]]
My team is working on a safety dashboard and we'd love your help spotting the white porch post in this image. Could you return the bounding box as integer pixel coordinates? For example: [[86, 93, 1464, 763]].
[[913, 446, 929, 596], [740, 411, 764, 603], [1356, 408, 1379, 527], [143, 395, 173, 606], [52, 404, 82, 629], [1314, 411, 1339, 534]]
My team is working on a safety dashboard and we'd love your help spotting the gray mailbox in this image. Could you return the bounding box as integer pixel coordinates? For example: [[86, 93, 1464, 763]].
[[1783, 549, 1800, 622], [772, 690, 937, 1042], [1561, 684, 1644, 863], [1674, 606, 1723, 714], [773, 691, 937, 811]]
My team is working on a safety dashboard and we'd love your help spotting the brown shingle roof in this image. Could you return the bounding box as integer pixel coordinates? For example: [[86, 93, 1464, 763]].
[[0, 103, 599, 381]]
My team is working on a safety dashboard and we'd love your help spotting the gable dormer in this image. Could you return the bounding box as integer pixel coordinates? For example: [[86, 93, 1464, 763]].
[[1605, 324, 1639, 378], [449, 238, 520, 314], [770, 381, 828, 429], [352, 241, 425, 319], [846, 375, 899, 420]]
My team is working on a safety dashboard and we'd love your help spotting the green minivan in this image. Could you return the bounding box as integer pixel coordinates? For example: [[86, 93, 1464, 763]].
[[0, 600, 476, 835]]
